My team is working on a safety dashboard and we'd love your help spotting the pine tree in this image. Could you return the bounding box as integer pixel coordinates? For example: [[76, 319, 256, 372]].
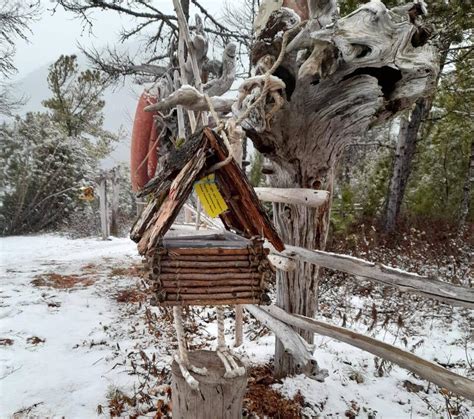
[[42, 54, 117, 158], [0, 113, 95, 235]]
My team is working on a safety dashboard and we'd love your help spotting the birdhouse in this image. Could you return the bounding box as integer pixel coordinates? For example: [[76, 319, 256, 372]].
[[131, 127, 284, 306]]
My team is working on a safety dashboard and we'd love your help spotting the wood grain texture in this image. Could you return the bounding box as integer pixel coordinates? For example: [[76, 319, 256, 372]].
[[250, 305, 474, 401], [270, 244, 474, 309], [171, 350, 247, 419]]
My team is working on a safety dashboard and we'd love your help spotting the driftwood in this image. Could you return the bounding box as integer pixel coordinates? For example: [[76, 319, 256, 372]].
[[267, 254, 297, 272], [245, 304, 328, 381], [255, 187, 329, 208], [144, 85, 234, 114], [270, 244, 474, 309], [246, 305, 474, 401]]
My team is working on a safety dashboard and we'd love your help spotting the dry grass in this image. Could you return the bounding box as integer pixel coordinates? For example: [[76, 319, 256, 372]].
[[26, 336, 45, 345], [244, 364, 305, 418], [108, 264, 143, 279], [0, 338, 14, 346], [31, 273, 95, 289], [115, 288, 147, 304], [81, 263, 98, 273]]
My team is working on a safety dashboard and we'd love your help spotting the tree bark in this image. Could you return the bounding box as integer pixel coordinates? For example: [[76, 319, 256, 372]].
[[171, 350, 247, 419], [109, 168, 120, 237], [382, 40, 452, 233], [271, 170, 333, 377], [240, 0, 439, 377], [383, 98, 430, 233], [459, 140, 474, 229]]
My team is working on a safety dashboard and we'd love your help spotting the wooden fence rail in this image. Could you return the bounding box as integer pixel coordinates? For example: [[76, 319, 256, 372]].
[[245, 305, 474, 401], [269, 244, 474, 309]]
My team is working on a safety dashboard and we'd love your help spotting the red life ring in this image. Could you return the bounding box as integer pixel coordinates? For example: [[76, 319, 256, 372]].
[[130, 91, 158, 192]]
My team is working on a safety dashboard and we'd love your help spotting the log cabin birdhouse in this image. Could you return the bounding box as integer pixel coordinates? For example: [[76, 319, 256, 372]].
[[130, 127, 284, 306]]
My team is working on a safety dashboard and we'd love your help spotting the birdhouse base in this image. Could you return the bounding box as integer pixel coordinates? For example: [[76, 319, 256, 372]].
[[147, 232, 274, 306], [171, 350, 247, 419]]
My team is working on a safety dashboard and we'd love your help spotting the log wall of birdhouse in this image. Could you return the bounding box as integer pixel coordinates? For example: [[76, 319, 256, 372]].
[[146, 234, 274, 306]]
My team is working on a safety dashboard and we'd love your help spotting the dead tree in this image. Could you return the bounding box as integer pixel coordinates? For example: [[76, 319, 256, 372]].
[[238, 0, 439, 376], [61, 0, 441, 382], [145, 0, 440, 377]]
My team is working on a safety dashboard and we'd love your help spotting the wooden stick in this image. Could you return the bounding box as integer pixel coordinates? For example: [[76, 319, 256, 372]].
[[163, 255, 252, 261], [166, 292, 259, 300], [158, 272, 261, 280], [255, 187, 329, 208], [159, 260, 254, 268], [245, 305, 474, 401], [172, 0, 208, 126], [161, 286, 259, 294], [244, 304, 326, 379], [167, 247, 255, 256], [159, 267, 259, 274], [162, 298, 262, 306], [270, 244, 474, 309], [161, 279, 260, 287]]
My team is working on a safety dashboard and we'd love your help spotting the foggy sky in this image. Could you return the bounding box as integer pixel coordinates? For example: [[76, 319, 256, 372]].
[[14, 0, 230, 80]]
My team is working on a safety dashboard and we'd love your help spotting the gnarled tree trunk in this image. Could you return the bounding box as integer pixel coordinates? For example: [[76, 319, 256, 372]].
[[238, 0, 439, 377], [140, 0, 440, 379]]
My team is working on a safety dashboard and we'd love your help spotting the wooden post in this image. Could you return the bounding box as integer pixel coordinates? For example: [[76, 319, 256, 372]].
[[171, 350, 247, 419], [109, 168, 120, 237], [195, 198, 202, 230], [98, 175, 109, 240], [184, 205, 193, 224]]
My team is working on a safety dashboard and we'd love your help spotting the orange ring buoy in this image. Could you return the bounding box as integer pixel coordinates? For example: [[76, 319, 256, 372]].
[[130, 91, 158, 192], [147, 120, 159, 180]]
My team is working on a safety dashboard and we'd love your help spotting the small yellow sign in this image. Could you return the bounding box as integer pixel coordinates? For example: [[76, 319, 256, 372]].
[[79, 186, 95, 202], [194, 174, 228, 218]]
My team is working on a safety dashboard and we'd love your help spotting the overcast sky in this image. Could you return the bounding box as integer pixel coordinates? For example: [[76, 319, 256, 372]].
[[13, 0, 230, 80]]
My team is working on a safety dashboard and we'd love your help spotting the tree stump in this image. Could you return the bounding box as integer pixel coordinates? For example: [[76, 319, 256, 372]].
[[171, 350, 247, 419]]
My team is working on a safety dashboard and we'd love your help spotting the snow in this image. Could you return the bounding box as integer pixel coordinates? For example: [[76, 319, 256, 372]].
[[0, 235, 139, 417], [1, 233, 472, 417]]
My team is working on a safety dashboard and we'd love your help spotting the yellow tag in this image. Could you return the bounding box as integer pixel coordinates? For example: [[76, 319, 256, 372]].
[[194, 174, 228, 218], [79, 186, 95, 202]]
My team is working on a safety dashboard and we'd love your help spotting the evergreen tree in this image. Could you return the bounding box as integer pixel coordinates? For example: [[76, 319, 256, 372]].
[[405, 54, 473, 221], [1, 55, 119, 235], [42, 54, 117, 158], [0, 113, 95, 235]]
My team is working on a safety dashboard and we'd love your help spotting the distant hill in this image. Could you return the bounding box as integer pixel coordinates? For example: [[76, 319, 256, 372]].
[[12, 55, 140, 169]]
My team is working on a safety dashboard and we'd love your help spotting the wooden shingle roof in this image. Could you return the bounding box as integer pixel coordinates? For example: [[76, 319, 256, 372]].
[[130, 127, 284, 255]]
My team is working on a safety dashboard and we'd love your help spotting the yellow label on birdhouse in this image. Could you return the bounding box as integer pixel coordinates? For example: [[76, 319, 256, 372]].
[[194, 174, 228, 218]]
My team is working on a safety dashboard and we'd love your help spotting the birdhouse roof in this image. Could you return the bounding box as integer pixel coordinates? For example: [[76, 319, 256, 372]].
[[131, 127, 284, 255]]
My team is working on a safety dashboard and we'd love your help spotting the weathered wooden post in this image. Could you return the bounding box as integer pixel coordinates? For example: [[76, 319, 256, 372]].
[[171, 350, 247, 419], [109, 168, 120, 237], [97, 173, 109, 240]]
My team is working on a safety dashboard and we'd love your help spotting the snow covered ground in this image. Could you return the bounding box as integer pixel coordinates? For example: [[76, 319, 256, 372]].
[[0, 232, 472, 417]]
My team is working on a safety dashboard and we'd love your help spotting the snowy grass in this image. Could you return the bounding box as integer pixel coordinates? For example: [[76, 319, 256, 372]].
[[0, 232, 472, 417]]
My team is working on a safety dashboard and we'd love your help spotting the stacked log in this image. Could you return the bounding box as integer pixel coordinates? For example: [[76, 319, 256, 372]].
[[146, 234, 274, 306]]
